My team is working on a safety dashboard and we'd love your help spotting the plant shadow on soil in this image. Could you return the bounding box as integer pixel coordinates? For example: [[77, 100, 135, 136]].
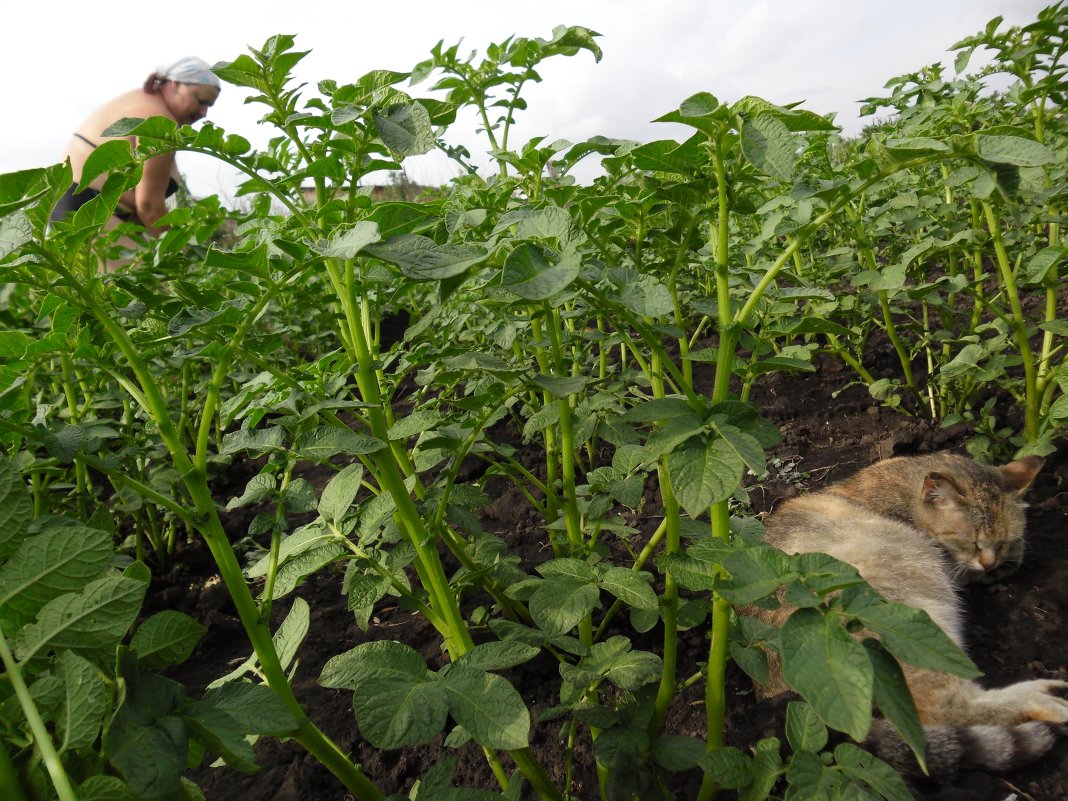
[[154, 355, 1068, 801]]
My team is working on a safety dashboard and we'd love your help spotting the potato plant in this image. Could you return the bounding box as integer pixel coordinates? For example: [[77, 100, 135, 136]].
[[0, 7, 1064, 801]]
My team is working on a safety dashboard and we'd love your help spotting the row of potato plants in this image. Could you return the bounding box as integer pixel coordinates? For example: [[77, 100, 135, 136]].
[[0, 5, 1064, 801]]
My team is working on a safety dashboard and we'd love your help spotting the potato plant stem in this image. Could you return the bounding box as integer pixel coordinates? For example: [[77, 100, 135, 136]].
[[877, 290, 919, 405], [1038, 283, 1058, 415], [648, 347, 682, 737], [75, 453, 194, 525], [260, 459, 295, 618], [545, 305, 584, 553], [36, 253, 387, 801], [843, 204, 920, 409], [711, 136, 735, 403], [649, 464, 681, 737], [324, 260, 562, 799], [701, 153, 948, 801], [698, 132, 736, 801], [982, 201, 1039, 442], [669, 216, 699, 387], [824, 334, 877, 386], [529, 315, 564, 554], [0, 630, 76, 801], [322, 261, 460, 632]]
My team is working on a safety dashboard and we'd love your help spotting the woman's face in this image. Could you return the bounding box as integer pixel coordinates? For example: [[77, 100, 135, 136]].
[[166, 82, 220, 125]]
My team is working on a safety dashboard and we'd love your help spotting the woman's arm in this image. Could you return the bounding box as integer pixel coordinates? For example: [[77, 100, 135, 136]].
[[134, 149, 175, 234]]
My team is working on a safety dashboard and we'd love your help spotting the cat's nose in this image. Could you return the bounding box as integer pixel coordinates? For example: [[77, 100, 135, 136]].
[[979, 548, 998, 569]]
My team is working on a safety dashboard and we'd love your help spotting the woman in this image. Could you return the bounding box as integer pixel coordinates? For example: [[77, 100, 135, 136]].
[[52, 57, 221, 238]]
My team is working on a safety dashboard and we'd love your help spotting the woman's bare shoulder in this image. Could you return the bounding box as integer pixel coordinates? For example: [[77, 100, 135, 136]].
[[79, 89, 174, 140]]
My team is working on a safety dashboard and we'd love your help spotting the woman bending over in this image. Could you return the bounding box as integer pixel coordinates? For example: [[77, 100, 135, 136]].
[[52, 56, 221, 247]]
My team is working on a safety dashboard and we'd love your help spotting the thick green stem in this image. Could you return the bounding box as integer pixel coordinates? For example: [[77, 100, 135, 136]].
[[711, 137, 735, 401], [982, 202, 1039, 442], [512, 748, 563, 801], [648, 465, 680, 738], [921, 303, 939, 418], [697, 504, 733, 801], [530, 314, 565, 554], [34, 253, 385, 800], [1037, 283, 1058, 416], [825, 334, 877, 385], [0, 629, 77, 801], [1037, 219, 1060, 415], [323, 258, 562, 797], [188, 473, 386, 799], [876, 290, 919, 407], [647, 342, 682, 736], [670, 217, 700, 387], [697, 133, 736, 801]]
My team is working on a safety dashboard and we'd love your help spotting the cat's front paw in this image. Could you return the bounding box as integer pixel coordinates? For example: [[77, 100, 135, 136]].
[[971, 679, 1068, 725], [1004, 679, 1068, 724]]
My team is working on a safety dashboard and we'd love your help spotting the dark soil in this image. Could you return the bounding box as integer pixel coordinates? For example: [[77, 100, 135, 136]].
[[155, 353, 1068, 801]]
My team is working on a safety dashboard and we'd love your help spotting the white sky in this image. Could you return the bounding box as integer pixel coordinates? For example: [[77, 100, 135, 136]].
[[3, 1, 1052, 203]]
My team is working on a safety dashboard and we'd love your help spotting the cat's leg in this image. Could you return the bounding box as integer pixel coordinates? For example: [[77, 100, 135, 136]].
[[906, 666, 1068, 726], [871, 668, 1068, 777], [968, 679, 1068, 724]]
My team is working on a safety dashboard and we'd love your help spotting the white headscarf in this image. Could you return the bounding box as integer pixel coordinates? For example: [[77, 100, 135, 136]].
[[157, 56, 220, 88]]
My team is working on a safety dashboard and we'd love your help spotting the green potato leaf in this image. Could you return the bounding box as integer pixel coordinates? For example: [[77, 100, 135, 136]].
[[501, 242, 581, 300], [296, 426, 385, 461], [321, 641, 448, 749], [741, 114, 797, 181], [668, 436, 745, 519], [16, 575, 148, 662], [55, 650, 108, 753], [844, 592, 980, 678], [834, 743, 914, 801], [368, 234, 489, 281], [785, 701, 828, 754], [599, 566, 658, 611], [374, 102, 436, 158], [131, 611, 207, 669], [976, 134, 1056, 166], [529, 577, 600, 637], [455, 640, 541, 672], [198, 682, 299, 736], [780, 608, 873, 741], [440, 665, 530, 750], [318, 463, 365, 526], [0, 525, 113, 627], [0, 457, 33, 560], [0, 211, 34, 260], [225, 472, 275, 511], [863, 639, 927, 773], [719, 546, 793, 605], [314, 220, 382, 258]]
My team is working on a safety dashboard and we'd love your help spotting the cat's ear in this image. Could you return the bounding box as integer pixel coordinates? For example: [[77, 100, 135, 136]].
[[997, 456, 1044, 493], [922, 471, 964, 505]]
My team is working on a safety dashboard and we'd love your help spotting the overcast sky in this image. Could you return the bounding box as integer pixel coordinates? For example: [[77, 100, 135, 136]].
[[4, 1, 1051, 202]]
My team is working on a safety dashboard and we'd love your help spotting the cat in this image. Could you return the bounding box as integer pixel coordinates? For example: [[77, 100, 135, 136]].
[[746, 452, 1067, 777]]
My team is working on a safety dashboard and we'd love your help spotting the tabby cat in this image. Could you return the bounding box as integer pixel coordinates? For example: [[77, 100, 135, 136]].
[[749, 452, 1067, 776]]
